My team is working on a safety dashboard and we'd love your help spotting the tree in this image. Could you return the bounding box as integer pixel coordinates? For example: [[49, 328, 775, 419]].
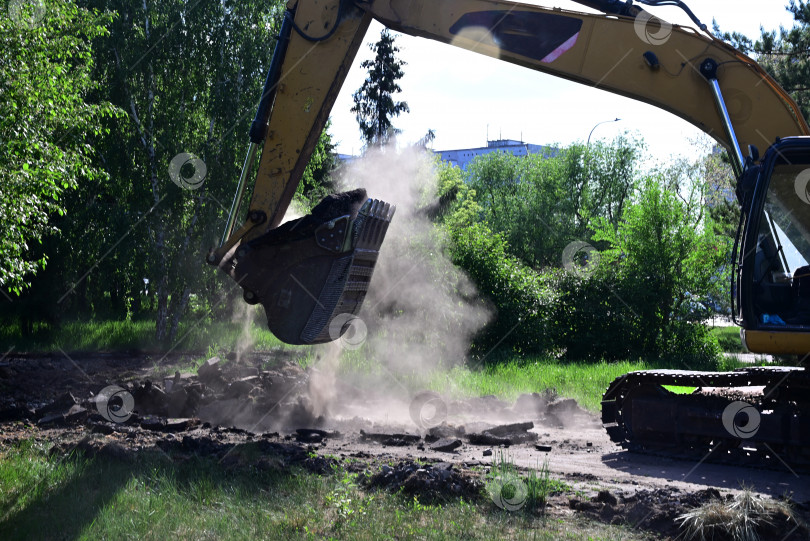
[[464, 137, 640, 268], [83, 0, 285, 341], [8, 0, 287, 341], [590, 173, 725, 363], [296, 121, 339, 209], [715, 1, 810, 121], [351, 29, 409, 147], [0, 0, 118, 295]]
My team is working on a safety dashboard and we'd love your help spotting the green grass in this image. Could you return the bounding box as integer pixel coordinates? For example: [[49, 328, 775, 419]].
[[486, 451, 570, 513], [332, 349, 648, 413], [0, 318, 752, 416], [0, 318, 290, 354], [0, 440, 653, 540], [426, 358, 649, 413], [662, 385, 697, 395], [708, 326, 746, 353]]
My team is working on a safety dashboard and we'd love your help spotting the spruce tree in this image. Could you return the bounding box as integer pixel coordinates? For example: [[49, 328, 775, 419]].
[[351, 29, 409, 147]]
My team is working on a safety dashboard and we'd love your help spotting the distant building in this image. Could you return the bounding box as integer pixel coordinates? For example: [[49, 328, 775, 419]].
[[435, 139, 557, 170], [337, 153, 359, 166], [335, 139, 556, 170]]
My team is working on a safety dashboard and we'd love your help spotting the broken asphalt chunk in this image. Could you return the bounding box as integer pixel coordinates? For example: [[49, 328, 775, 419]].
[[360, 430, 420, 446], [430, 438, 462, 453]]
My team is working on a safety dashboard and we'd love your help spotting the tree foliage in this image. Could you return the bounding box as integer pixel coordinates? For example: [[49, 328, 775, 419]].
[[441, 141, 725, 364], [715, 1, 810, 121], [85, 0, 285, 340], [297, 121, 339, 209], [465, 137, 639, 268], [351, 28, 409, 147], [755, 1, 810, 121], [3, 0, 286, 341], [0, 0, 118, 294], [589, 174, 726, 359]]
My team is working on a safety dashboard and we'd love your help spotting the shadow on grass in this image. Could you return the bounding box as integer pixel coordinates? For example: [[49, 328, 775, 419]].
[[0, 440, 308, 540]]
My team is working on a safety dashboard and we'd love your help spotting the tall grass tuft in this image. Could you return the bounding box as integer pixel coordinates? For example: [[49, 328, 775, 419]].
[[677, 488, 798, 541], [485, 450, 569, 513]]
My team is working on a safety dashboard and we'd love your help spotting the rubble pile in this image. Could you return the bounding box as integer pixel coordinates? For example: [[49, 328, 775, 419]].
[[3, 354, 593, 460], [569, 487, 728, 539], [22, 357, 315, 433]]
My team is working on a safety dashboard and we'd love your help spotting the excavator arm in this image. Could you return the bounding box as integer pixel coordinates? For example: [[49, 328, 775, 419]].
[[208, 0, 810, 346]]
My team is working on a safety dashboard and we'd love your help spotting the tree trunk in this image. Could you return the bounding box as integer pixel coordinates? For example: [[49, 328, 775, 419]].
[[167, 285, 191, 343]]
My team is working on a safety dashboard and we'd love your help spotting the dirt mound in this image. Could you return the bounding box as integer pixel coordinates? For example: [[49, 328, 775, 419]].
[[363, 460, 482, 502], [569, 487, 720, 537], [569, 487, 808, 540]]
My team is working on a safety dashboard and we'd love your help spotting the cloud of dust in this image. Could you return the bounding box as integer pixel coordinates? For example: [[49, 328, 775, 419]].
[[306, 343, 341, 418], [301, 145, 492, 425], [231, 299, 256, 365], [343, 145, 491, 371]]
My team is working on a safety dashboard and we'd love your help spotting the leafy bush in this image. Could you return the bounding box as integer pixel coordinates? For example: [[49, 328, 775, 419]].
[[548, 270, 637, 360], [448, 222, 554, 354], [440, 147, 725, 366], [549, 268, 720, 368]]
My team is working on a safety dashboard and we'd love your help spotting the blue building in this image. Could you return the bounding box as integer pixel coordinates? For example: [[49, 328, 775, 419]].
[[435, 139, 556, 170]]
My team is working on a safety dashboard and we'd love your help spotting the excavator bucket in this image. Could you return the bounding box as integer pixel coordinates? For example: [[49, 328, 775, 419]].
[[226, 189, 394, 345]]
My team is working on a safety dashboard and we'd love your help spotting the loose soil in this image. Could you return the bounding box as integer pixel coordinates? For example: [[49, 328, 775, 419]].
[[1, 350, 808, 540]]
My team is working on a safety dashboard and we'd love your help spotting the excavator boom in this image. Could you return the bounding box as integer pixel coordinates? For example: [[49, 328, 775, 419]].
[[209, 0, 810, 347]]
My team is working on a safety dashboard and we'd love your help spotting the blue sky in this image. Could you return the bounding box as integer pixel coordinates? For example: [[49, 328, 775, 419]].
[[328, 0, 797, 164]]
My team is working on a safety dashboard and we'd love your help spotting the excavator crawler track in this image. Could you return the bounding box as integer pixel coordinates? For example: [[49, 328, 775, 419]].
[[601, 367, 810, 469]]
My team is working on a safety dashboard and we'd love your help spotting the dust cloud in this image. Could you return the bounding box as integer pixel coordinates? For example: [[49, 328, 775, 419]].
[[301, 144, 493, 425], [231, 299, 255, 365], [343, 145, 491, 369]]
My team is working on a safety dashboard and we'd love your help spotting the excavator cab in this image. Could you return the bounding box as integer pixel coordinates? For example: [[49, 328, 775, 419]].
[[737, 137, 810, 353]]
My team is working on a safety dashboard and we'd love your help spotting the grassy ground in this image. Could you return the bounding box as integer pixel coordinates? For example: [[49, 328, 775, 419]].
[[0, 441, 651, 541], [0, 319, 757, 416], [708, 325, 746, 354], [0, 320, 768, 539], [0, 318, 288, 354], [426, 360, 648, 413]]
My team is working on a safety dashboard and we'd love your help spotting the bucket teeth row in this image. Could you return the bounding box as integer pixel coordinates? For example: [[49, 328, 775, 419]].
[[302, 198, 394, 343], [357, 199, 395, 251]]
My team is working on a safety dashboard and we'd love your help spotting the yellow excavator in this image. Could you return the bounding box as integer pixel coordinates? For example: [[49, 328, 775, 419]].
[[206, 0, 810, 464]]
